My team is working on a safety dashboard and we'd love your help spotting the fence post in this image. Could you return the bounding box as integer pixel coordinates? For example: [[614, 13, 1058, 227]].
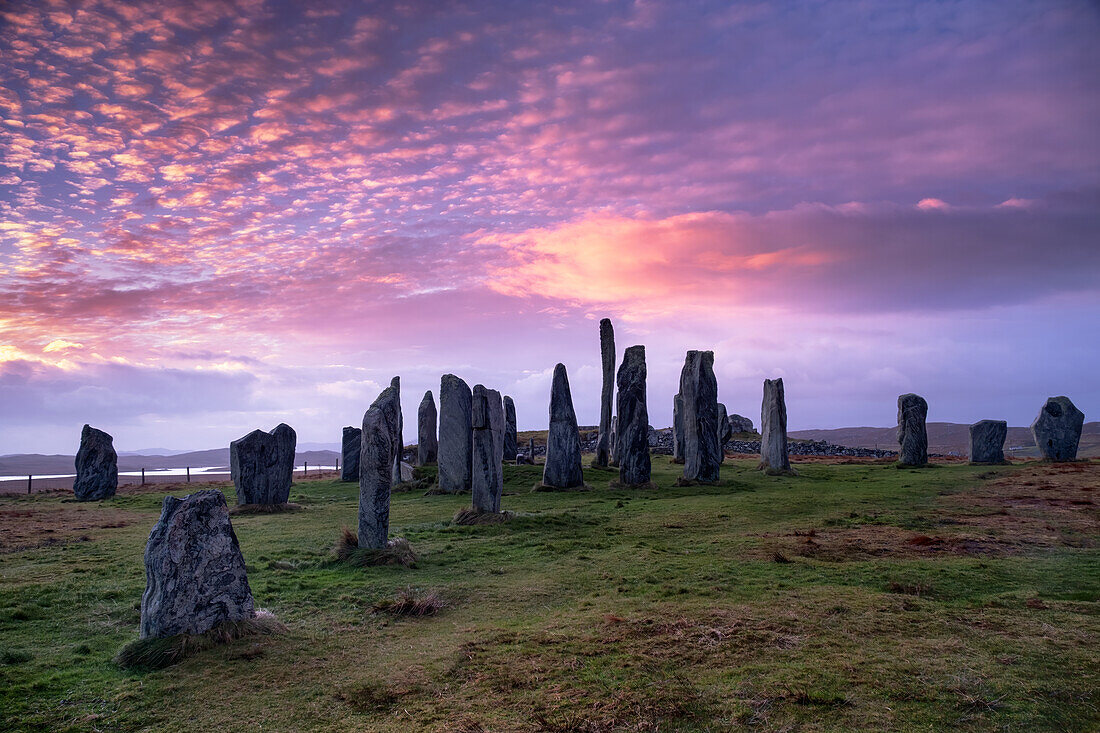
[[186, 466, 191, 483], [141, 467, 145, 486], [27, 475, 31, 495], [304, 461, 308, 476]]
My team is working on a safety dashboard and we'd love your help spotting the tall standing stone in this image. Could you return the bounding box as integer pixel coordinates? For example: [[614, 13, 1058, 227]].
[[615, 345, 651, 486], [389, 377, 403, 484], [680, 351, 721, 483], [140, 489, 254, 639], [341, 426, 361, 481], [969, 420, 1007, 464], [417, 391, 438, 466], [1031, 396, 1084, 461], [270, 423, 296, 492], [471, 385, 504, 513], [608, 415, 619, 467], [73, 424, 118, 501], [503, 395, 518, 462], [528, 437, 537, 463], [542, 363, 585, 489], [595, 318, 616, 467], [758, 379, 793, 474], [716, 403, 731, 463], [671, 394, 685, 464], [438, 374, 473, 493], [230, 426, 292, 505], [897, 393, 929, 467], [359, 383, 400, 549]]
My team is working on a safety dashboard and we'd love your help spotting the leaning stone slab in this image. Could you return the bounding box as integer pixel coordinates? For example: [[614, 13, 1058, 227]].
[[758, 378, 794, 475], [1031, 396, 1084, 462], [417, 391, 438, 466], [541, 363, 585, 490], [897, 393, 929, 467], [679, 350, 721, 484], [359, 383, 401, 549], [595, 318, 616, 467], [74, 424, 118, 501], [503, 395, 518, 462], [969, 420, 1007, 464], [341, 426, 361, 481], [140, 489, 254, 639], [438, 374, 473, 493], [614, 345, 652, 487]]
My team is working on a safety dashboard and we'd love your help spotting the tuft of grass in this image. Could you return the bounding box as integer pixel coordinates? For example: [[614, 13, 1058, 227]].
[[372, 587, 447, 617], [230, 502, 303, 515], [334, 527, 419, 567], [452, 507, 513, 525], [1, 648, 33, 665], [114, 610, 286, 671]]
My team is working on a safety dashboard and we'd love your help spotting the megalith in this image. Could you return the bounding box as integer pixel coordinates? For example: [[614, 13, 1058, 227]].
[[359, 383, 400, 549], [615, 345, 651, 486], [438, 374, 473, 492], [680, 350, 721, 483], [758, 378, 793, 474], [341, 426, 361, 481], [1031, 396, 1084, 462], [471, 385, 504, 513], [270, 423, 296, 492], [503, 395, 518, 462], [969, 420, 1007, 464], [671, 394, 685, 464], [230, 425, 293, 505], [417, 391, 438, 466], [717, 402, 731, 463], [595, 318, 616, 467], [389, 377, 403, 484], [140, 489, 254, 639], [542, 363, 585, 489], [897, 393, 929, 467], [73, 424, 118, 501]]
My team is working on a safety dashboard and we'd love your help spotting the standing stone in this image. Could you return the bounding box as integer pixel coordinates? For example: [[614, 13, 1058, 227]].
[[471, 385, 504, 513], [140, 489, 254, 639], [438, 374, 473, 492], [528, 437, 537, 463], [717, 403, 732, 461], [230, 427, 292, 505], [389, 377, 403, 484], [488, 388, 505, 471], [1031, 396, 1084, 461], [359, 383, 400, 549], [897, 393, 929, 467], [615, 345, 651, 486], [73, 424, 118, 501], [341, 426, 361, 481], [671, 394, 685, 464], [503, 396, 518, 462], [969, 420, 1007, 464], [758, 379, 793, 474], [270, 423, 296, 492], [595, 318, 616, 467], [608, 416, 619, 467], [680, 351, 721, 483], [417, 391, 438, 466], [542, 363, 585, 489]]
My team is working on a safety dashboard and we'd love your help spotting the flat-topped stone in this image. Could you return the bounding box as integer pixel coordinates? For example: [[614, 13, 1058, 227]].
[[897, 394, 929, 467], [969, 420, 1007, 464], [680, 350, 721, 483], [341, 426, 361, 481], [758, 379, 793, 474], [438, 374, 472, 492]]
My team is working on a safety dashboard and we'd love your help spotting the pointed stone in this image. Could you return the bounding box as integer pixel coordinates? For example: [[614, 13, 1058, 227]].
[[897, 393, 929, 467], [417, 391, 438, 466], [542, 363, 585, 489], [615, 345, 651, 486], [359, 384, 400, 549], [140, 489, 254, 639], [758, 379, 793, 474], [438, 374, 472, 492], [341, 426, 361, 481], [471, 385, 504, 513], [503, 395, 518, 461], [270, 423, 296, 494], [595, 318, 616, 467], [680, 351, 721, 483], [969, 420, 1007, 464], [1031, 396, 1084, 461], [73, 424, 118, 501], [716, 403, 731, 463]]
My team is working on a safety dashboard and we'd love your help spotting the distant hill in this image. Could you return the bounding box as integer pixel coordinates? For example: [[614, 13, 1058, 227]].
[[0, 449, 340, 476], [789, 422, 1100, 458]]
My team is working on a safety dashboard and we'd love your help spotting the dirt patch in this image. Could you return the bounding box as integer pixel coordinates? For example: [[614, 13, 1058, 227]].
[[0, 504, 143, 552], [754, 524, 1006, 562]]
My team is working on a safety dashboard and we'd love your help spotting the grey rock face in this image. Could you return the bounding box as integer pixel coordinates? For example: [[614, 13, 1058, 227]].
[[359, 384, 400, 549], [680, 351, 721, 483], [438, 374, 473, 493], [728, 414, 754, 434], [73, 424, 118, 501], [230, 425, 293, 505], [417, 390, 438, 466], [615, 345, 651, 486], [609, 415, 619, 466], [595, 318, 616, 467], [897, 393, 929, 467], [1031, 396, 1084, 461], [528, 437, 537, 463], [758, 379, 792, 473], [471, 385, 504, 513], [671, 394, 685, 463], [503, 395, 518, 462], [140, 489, 254, 639], [389, 377, 403, 484], [341, 426, 361, 481], [969, 420, 1007, 464], [717, 402, 732, 453], [542, 363, 585, 489]]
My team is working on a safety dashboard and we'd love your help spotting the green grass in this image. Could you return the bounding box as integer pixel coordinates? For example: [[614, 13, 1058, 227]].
[[1, 457, 1097, 731]]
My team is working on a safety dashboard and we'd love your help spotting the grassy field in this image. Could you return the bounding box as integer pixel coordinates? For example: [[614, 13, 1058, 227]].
[[1, 455, 1097, 732]]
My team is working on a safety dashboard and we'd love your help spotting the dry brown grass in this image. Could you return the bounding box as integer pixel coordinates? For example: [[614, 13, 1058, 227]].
[[372, 587, 447, 617], [0, 504, 140, 553], [452, 507, 513, 525], [114, 610, 286, 671], [229, 502, 303, 515], [333, 527, 419, 567]]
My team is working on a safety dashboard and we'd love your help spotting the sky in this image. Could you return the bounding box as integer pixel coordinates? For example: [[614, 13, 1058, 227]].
[[1, 0, 1099, 454]]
